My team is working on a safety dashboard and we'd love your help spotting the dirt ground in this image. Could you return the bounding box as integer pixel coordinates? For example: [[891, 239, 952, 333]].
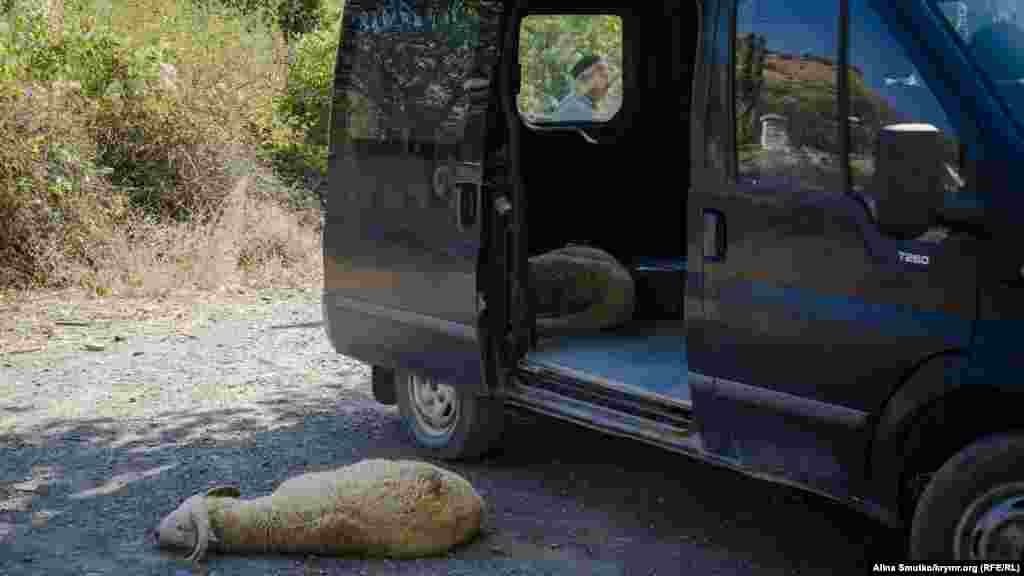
[[0, 286, 904, 575]]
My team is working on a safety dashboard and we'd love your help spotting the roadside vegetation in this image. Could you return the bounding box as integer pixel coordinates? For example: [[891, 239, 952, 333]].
[[0, 0, 342, 304]]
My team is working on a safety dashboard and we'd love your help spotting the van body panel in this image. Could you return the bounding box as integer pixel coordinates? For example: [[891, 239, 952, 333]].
[[323, 290, 483, 386], [970, 284, 1024, 395]]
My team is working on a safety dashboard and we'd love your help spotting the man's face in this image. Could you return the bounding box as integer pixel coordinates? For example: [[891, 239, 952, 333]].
[[590, 62, 610, 100]]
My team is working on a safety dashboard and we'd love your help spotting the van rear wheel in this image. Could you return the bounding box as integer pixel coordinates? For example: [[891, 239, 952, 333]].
[[909, 432, 1024, 560], [396, 370, 504, 461]]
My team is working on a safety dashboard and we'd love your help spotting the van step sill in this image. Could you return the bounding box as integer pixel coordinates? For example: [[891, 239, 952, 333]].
[[503, 375, 700, 455], [518, 362, 693, 429]]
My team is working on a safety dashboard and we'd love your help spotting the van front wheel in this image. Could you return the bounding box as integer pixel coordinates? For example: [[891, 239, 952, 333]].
[[910, 432, 1024, 561], [396, 370, 504, 461]]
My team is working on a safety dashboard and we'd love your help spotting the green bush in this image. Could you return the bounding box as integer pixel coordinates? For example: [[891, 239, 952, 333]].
[[260, 5, 339, 197], [0, 0, 334, 291], [275, 4, 338, 145], [0, 84, 129, 289], [0, 3, 174, 98]]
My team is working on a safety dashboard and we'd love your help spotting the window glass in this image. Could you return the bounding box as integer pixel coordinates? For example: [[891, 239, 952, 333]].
[[850, 0, 964, 219], [734, 0, 842, 195], [517, 15, 623, 123], [333, 0, 501, 211], [933, 0, 1024, 131]]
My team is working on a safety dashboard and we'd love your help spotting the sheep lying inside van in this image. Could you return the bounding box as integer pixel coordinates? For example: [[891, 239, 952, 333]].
[[529, 244, 636, 337]]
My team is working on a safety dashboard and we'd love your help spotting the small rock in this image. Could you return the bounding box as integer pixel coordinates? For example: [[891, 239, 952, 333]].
[[84, 343, 105, 352], [0, 495, 33, 512], [132, 351, 144, 357], [13, 480, 47, 495], [114, 335, 125, 342], [128, 398, 136, 403], [549, 543, 561, 549], [30, 510, 54, 528]]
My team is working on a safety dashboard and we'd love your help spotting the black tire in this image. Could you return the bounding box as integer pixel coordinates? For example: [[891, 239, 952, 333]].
[[396, 369, 505, 461], [909, 432, 1024, 561]]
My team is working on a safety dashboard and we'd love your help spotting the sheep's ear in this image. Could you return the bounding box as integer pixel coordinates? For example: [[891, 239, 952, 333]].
[[205, 486, 241, 498]]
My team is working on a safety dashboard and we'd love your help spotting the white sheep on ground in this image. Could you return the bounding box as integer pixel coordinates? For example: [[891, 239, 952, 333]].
[[156, 459, 484, 563]]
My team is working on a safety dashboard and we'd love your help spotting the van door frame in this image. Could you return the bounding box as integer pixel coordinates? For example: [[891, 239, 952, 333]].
[[480, 0, 529, 394], [496, 2, 644, 384]]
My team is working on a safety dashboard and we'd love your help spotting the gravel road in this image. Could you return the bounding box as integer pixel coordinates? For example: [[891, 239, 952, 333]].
[[1, 287, 904, 575]]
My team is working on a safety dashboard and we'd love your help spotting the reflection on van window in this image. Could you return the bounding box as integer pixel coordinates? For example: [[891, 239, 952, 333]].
[[734, 0, 842, 195], [517, 15, 623, 123], [334, 0, 501, 212], [850, 0, 963, 217], [351, 0, 483, 49], [934, 0, 1024, 129]]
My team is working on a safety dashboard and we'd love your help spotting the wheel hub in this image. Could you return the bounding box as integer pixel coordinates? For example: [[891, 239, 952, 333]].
[[955, 482, 1024, 561], [409, 374, 459, 437]]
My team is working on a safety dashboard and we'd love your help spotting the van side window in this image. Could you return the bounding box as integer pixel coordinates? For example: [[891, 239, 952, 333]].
[[936, 0, 1024, 131], [517, 15, 623, 124], [849, 0, 964, 220], [332, 0, 502, 213], [734, 0, 842, 195]]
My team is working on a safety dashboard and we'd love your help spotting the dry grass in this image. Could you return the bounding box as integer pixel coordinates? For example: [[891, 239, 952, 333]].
[[105, 172, 323, 297], [0, 0, 334, 357], [0, 171, 323, 356]]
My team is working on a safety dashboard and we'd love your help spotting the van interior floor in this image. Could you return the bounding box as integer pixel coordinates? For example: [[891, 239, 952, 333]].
[[521, 319, 690, 407]]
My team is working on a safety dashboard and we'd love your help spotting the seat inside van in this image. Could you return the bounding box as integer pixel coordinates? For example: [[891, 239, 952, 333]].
[[518, 4, 695, 403]]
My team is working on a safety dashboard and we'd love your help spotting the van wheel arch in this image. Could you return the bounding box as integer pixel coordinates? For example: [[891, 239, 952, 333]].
[[886, 385, 1024, 526], [867, 351, 969, 517]]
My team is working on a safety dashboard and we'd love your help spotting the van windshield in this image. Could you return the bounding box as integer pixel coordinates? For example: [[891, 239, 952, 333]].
[[933, 0, 1024, 129]]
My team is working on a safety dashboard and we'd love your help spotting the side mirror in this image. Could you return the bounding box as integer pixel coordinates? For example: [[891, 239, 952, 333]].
[[868, 123, 946, 240]]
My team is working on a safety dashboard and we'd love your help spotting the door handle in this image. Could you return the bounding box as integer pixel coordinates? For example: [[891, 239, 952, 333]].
[[495, 195, 512, 216], [456, 183, 480, 232], [703, 208, 726, 262]]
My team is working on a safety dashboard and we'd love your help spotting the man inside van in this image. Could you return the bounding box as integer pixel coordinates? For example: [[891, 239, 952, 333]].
[[556, 54, 611, 122]]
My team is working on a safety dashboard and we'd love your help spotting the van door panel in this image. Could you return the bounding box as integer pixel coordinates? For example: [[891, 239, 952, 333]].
[[324, 0, 504, 386], [690, 0, 978, 496]]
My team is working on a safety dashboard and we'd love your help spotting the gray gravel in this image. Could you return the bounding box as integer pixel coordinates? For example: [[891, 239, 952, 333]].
[[1, 288, 904, 575]]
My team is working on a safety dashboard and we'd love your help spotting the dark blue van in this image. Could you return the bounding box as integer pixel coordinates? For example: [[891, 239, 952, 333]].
[[323, 0, 1024, 561]]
